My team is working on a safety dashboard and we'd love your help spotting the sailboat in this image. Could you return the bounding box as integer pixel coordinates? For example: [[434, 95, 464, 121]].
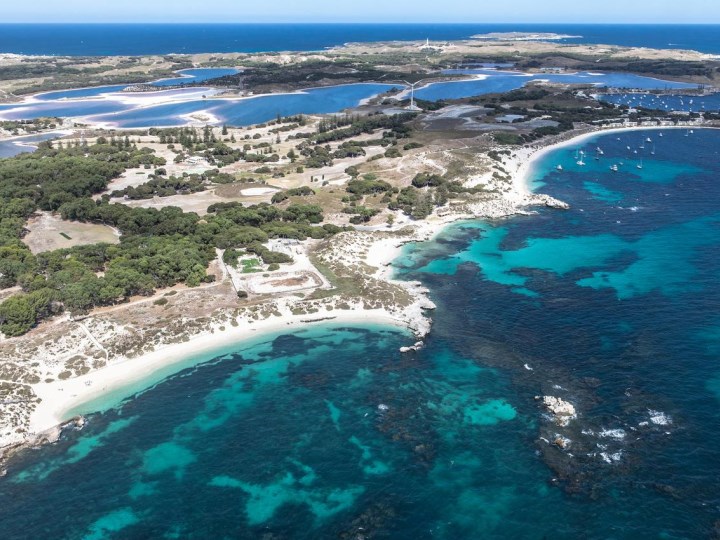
[[575, 150, 585, 167]]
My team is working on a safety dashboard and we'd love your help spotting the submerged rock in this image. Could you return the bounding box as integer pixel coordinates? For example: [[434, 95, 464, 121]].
[[399, 341, 424, 353], [553, 435, 571, 449]]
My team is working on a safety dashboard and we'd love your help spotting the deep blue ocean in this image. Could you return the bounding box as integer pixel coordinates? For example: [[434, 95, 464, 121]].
[[0, 24, 719, 56], [1, 127, 719, 538]]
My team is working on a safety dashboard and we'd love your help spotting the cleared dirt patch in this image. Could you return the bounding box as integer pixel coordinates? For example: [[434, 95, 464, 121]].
[[23, 212, 120, 254], [243, 271, 324, 295]]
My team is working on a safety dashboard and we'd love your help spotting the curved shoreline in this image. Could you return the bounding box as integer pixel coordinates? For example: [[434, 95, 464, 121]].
[[27, 309, 412, 441], [4, 121, 714, 466], [514, 123, 712, 193]]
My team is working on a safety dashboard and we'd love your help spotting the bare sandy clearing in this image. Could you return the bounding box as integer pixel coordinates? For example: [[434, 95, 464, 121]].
[[23, 212, 120, 254]]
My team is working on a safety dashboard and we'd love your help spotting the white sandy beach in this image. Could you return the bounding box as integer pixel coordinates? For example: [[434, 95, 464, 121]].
[[16, 121, 715, 453], [28, 307, 410, 438]]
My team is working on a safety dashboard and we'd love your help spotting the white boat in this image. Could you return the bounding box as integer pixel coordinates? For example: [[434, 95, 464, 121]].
[[610, 164, 618, 172], [637, 158, 643, 170], [646, 137, 652, 143], [596, 147, 604, 155], [651, 144, 656, 155], [574, 149, 585, 166], [556, 164, 563, 171], [659, 132, 663, 137]]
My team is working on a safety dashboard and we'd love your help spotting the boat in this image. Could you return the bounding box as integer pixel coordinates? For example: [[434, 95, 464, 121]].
[[575, 149, 585, 166], [651, 144, 656, 155], [556, 164, 563, 171], [596, 147, 604, 155], [659, 132, 663, 137], [610, 164, 618, 172], [637, 158, 643, 170], [646, 137, 652, 143]]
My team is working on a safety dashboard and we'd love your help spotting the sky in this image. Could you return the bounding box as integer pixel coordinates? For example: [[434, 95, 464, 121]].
[[1, 0, 718, 24]]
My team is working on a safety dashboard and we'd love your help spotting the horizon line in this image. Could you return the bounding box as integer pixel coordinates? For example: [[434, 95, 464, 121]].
[[2, 21, 720, 25]]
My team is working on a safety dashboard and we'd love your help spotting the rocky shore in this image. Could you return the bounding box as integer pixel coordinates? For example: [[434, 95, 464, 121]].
[[0, 126, 575, 468]]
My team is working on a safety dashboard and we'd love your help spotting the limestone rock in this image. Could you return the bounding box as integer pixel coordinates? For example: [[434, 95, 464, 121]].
[[537, 395, 577, 426]]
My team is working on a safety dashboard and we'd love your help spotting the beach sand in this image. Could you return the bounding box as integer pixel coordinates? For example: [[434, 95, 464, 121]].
[[28, 308, 410, 438], [11, 121, 710, 456]]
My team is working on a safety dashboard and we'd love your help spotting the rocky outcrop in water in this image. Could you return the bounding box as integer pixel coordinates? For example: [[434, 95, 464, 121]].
[[399, 341, 424, 353], [537, 395, 577, 426]]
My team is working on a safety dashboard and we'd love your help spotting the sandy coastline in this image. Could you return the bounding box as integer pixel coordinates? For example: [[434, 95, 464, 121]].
[[6, 121, 713, 463], [28, 308, 411, 439]]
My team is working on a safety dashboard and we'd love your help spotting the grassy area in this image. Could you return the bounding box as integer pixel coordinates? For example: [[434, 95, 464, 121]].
[[240, 258, 262, 273], [307, 252, 361, 300]]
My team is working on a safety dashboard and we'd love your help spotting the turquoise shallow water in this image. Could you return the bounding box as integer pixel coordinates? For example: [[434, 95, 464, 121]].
[[1, 128, 720, 538]]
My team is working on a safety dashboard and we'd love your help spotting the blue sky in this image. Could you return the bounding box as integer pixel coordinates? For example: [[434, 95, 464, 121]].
[[1, 0, 718, 23]]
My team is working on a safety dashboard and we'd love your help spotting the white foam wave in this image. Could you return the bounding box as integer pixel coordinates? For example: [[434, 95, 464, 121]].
[[600, 450, 623, 464], [648, 410, 672, 425], [598, 428, 626, 440]]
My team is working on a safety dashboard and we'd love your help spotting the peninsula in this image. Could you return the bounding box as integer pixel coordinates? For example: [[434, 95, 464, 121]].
[[0, 35, 717, 466]]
